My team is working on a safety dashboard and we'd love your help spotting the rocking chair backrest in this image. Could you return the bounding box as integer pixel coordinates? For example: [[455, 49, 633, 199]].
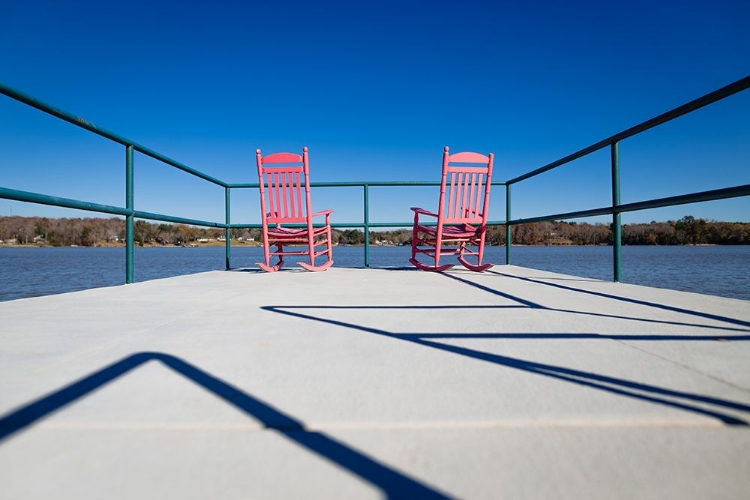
[[256, 147, 313, 226], [437, 147, 495, 226]]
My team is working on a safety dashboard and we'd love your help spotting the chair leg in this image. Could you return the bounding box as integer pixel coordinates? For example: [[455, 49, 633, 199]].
[[457, 239, 492, 272], [307, 234, 316, 269], [410, 217, 420, 261], [299, 260, 333, 272], [409, 258, 454, 272], [327, 226, 333, 260], [410, 228, 453, 272], [433, 234, 443, 271], [325, 226, 334, 266], [256, 242, 285, 272], [257, 260, 285, 272], [298, 232, 333, 272], [457, 256, 493, 272]]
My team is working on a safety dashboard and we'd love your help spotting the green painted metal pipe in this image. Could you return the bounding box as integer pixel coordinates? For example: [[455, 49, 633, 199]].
[[359, 221, 508, 228], [225, 187, 231, 270], [505, 184, 512, 265], [0, 82, 131, 146], [126, 145, 135, 284], [227, 221, 508, 230], [507, 184, 750, 226], [612, 184, 750, 213], [508, 207, 616, 225], [363, 184, 370, 267], [131, 211, 225, 228], [506, 75, 750, 185], [0, 186, 132, 216], [0, 82, 227, 188], [134, 145, 227, 187], [0, 186, 227, 229], [611, 142, 622, 282], [228, 180, 506, 190]]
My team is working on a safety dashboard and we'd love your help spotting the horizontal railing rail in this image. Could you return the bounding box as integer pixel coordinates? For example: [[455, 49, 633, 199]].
[[0, 83, 227, 187], [510, 184, 750, 225], [1, 75, 748, 285], [506, 76, 750, 186], [0, 82, 233, 282], [228, 180, 506, 265], [0, 186, 225, 227], [503, 75, 750, 281]]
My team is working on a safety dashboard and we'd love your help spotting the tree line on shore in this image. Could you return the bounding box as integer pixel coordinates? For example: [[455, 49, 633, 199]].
[[1, 215, 749, 247]]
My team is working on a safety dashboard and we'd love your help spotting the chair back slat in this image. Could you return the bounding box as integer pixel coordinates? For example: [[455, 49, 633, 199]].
[[296, 171, 304, 217], [281, 171, 290, 218], [467, 173, 477, 217], [447, 173, 455, 219], [450, 173, 458, 219], [461, 172, 470, 219]]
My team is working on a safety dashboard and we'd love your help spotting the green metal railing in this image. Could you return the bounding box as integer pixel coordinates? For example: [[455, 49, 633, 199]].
[[504, 75, 750, 281], [0, 82, 230, 283], [1, 75, 749, 283], [227, 180, 507, 269]]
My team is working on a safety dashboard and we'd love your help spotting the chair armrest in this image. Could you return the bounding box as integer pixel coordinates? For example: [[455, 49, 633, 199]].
[[311, 209, 333, 218], [410, 207, 438, 217]]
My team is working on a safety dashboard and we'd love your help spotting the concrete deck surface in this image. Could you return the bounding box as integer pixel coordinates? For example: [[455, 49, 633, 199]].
[[1, 265, 749, 499]]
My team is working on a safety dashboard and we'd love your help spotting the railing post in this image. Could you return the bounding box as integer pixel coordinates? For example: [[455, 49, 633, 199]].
[[125, 145, 134, 284], [505, 183, 512, 265], [611, 141, 622, 282], [363, 184, 370, 267], [225, 186, 231, 270]]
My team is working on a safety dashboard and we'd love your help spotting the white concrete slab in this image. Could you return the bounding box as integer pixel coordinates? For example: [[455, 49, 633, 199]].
[[1, 266, 749, 499]]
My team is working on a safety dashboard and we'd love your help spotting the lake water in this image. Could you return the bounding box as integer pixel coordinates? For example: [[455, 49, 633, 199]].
[[1, 245, 748, 302]]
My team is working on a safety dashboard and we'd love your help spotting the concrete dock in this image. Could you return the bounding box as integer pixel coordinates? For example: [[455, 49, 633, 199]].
[[1, 265, 749, 499]]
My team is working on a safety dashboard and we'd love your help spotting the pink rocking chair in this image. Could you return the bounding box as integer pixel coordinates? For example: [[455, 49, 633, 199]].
[[410, 147, 495, 272], [255, 147, 334, 272]]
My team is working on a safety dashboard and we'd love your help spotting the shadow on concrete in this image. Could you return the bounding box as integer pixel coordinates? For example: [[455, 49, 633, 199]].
[[0, 352, 451, 499], [264, 306, 750, 426], [482, 270, 750, 330], [293, 302, 750, 336], [440, 272, 750, 333]]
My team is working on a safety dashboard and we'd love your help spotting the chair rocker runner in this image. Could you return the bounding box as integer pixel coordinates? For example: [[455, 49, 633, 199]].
[[256, 147, 334, 272], [410, 146, 495, 272]]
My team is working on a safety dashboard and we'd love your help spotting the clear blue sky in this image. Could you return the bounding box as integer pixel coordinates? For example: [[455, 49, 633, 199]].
[[1, 0, 749, 226]]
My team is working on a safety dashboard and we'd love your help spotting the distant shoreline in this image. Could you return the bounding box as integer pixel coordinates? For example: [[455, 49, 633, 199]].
[[2, 216, 748, 247], [0, 241, 263, 249], [0, 242, 732, 249]]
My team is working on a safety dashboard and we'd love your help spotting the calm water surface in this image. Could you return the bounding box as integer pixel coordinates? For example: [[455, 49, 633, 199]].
[[1, 245, 748, 302]]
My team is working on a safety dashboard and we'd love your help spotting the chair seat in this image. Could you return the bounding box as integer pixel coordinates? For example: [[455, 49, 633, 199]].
[[417, 224, 480, 238], [267, 226, 328, 239]]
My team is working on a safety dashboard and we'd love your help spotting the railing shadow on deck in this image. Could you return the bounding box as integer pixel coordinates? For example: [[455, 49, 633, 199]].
[[381, 268, 750, 333], [477, 270, 750, 330], [0, 352, 451, 500], [261, 297, 750, 427]]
